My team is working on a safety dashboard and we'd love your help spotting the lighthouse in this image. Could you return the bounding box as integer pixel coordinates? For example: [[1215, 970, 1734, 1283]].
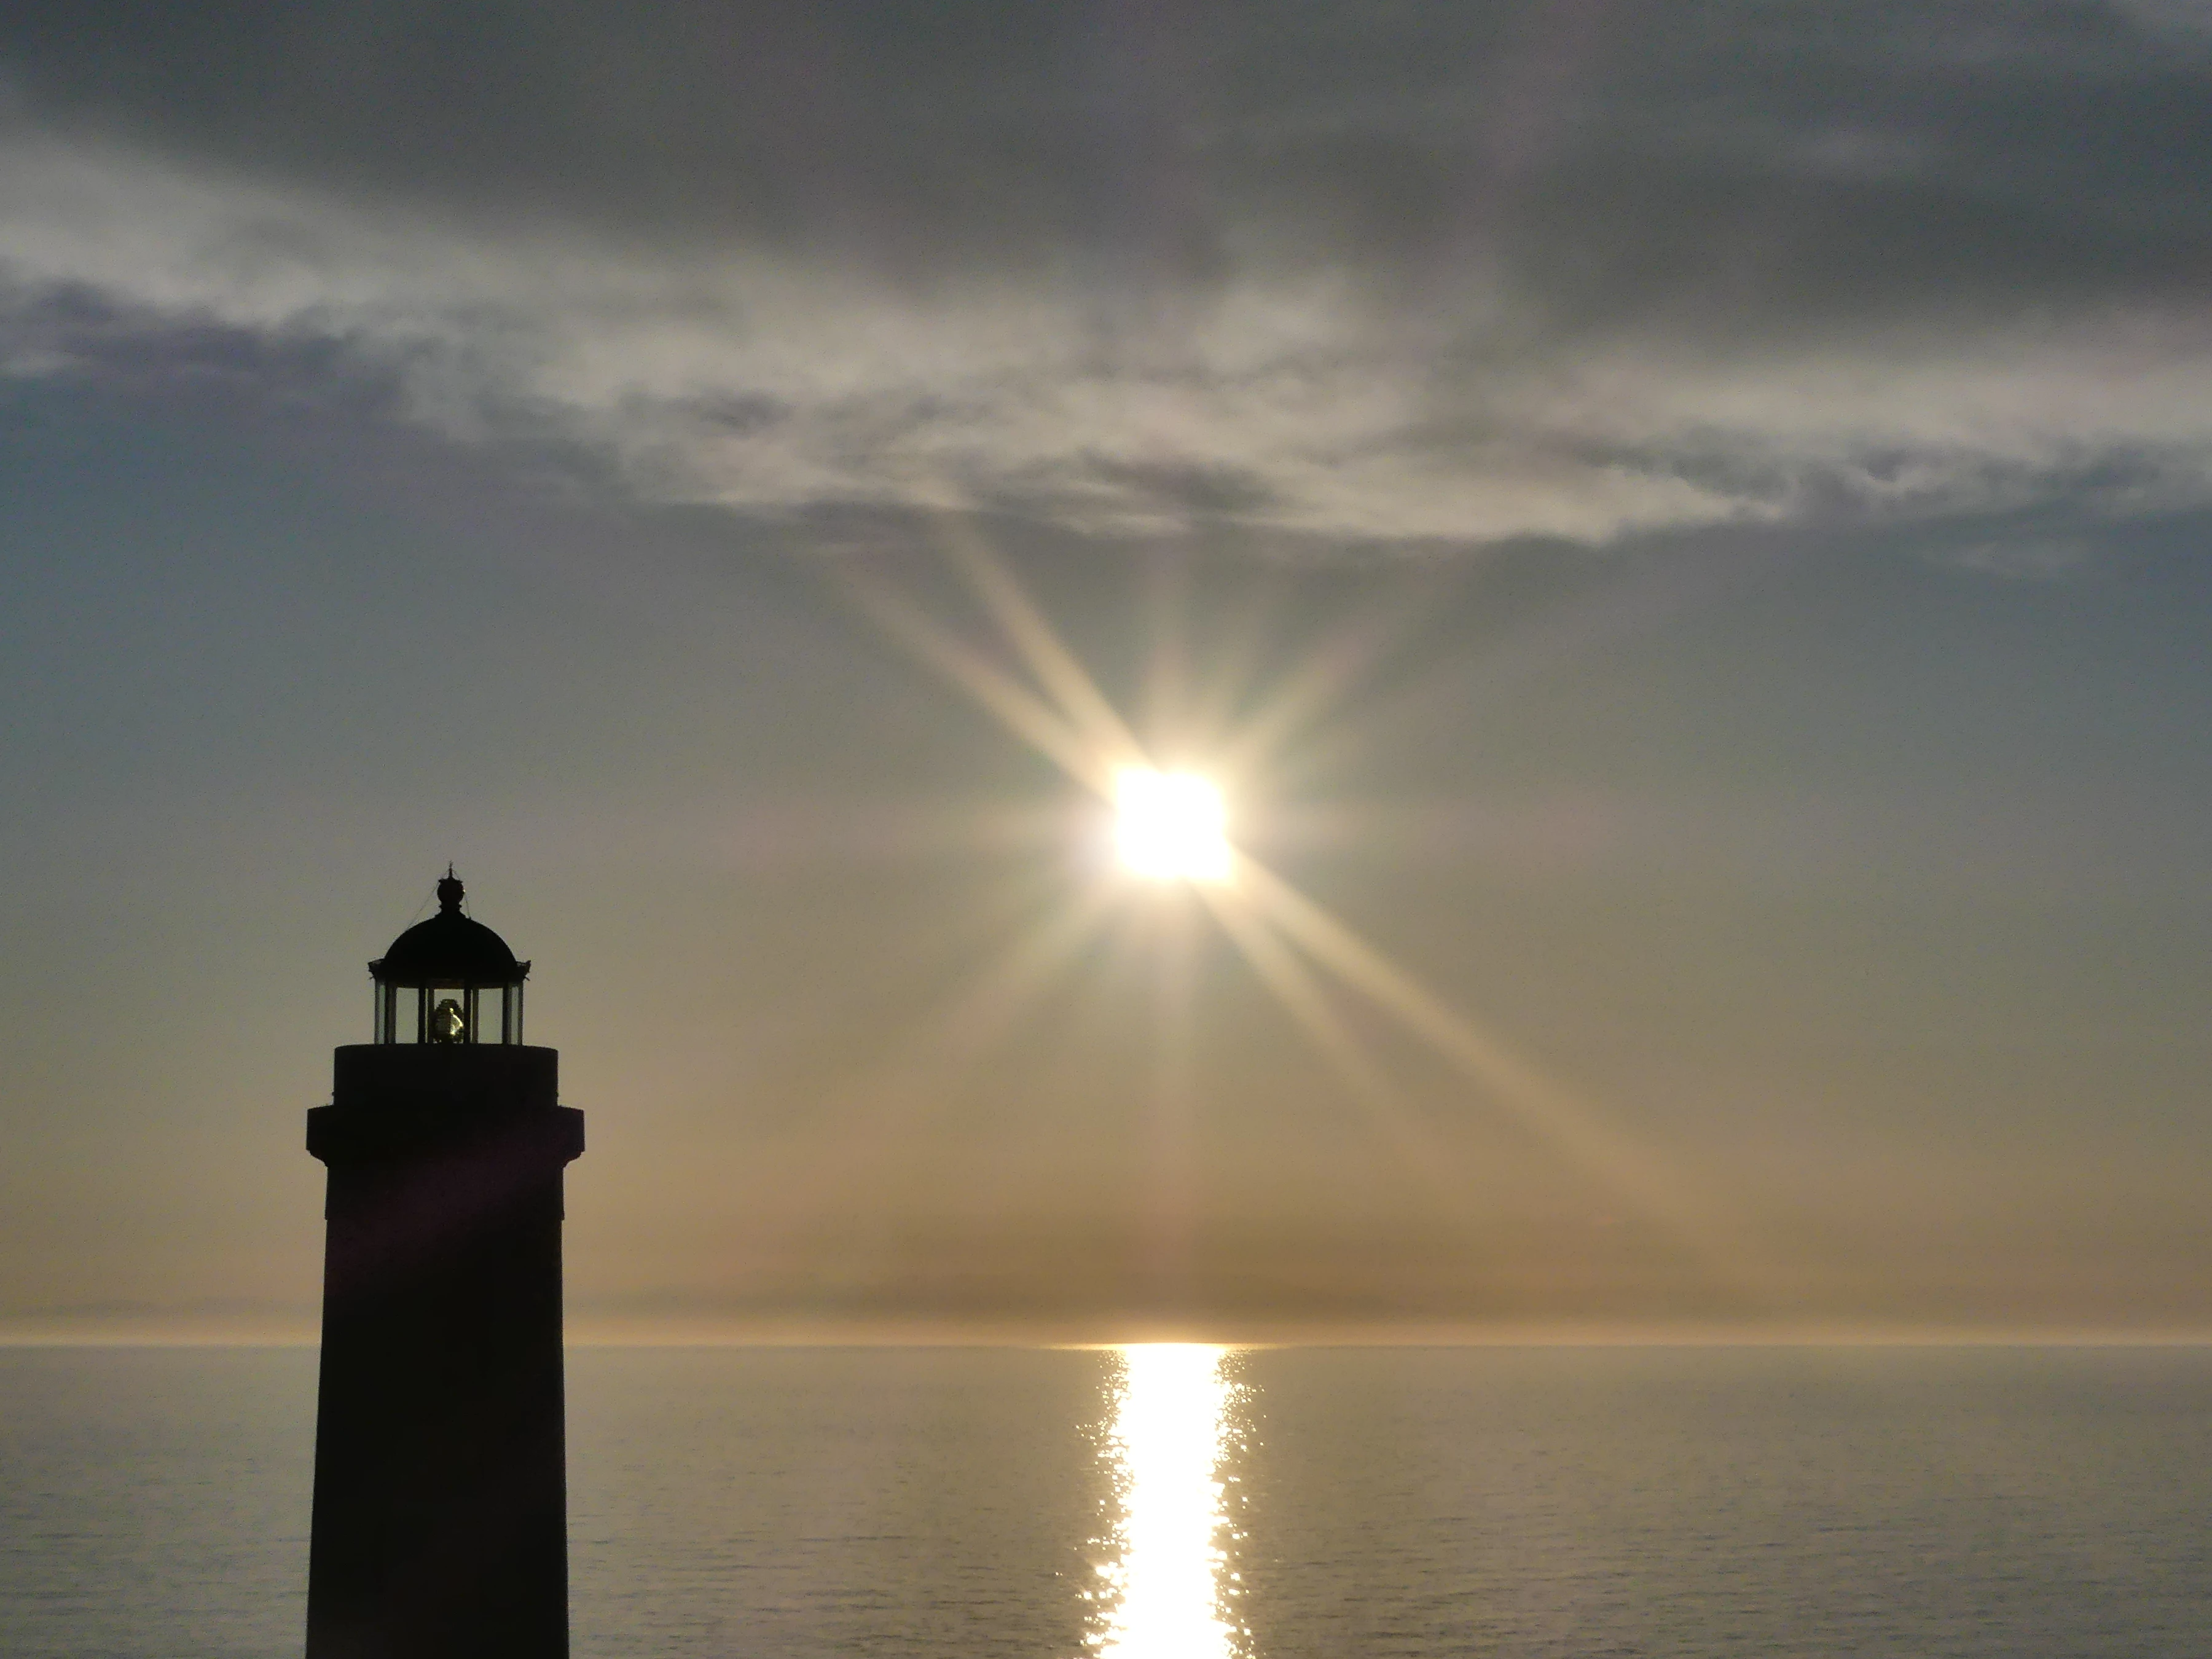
[[305, 873, 584, 1659]]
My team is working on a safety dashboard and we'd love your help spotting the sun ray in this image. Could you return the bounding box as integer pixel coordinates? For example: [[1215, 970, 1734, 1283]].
[[1231, 851, 1788, 1294], [1212, 580, 1440, 786], [1182, 565, 1296, 755], [925, 885, 1126, 1066], [839, 561, 1114, 793], [751, 881, 1121, 1223], [1139, 547, 1193, 754], [931, 517, 1150, 774], [1140, 892, 1201, 1292], [1199, 882, 1488, 1218]]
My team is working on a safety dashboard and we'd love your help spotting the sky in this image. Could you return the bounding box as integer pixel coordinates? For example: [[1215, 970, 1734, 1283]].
[[2, 1, 2210, 1342]]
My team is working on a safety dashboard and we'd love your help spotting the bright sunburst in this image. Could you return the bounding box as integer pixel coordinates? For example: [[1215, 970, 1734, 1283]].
[[1116, 769, 1233, 883], [822, 524, 1777, 1300]]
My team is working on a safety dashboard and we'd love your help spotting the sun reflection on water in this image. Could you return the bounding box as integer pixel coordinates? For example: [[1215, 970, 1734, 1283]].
[[1089, 1344, 1243, 1659]]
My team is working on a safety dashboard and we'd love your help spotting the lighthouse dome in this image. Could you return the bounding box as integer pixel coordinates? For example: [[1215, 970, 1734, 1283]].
[[369, 873, 529, 989]]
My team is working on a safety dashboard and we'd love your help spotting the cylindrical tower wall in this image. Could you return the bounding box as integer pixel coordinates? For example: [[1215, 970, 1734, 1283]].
[[305, 1045, 583, 1659]]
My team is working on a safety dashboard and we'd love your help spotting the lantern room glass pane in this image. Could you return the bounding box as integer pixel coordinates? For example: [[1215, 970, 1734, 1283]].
[[371, 982, 522, 1042], [393, 985, 423, 1044]]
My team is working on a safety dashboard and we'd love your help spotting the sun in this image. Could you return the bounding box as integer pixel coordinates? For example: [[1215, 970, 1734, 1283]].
[[1115, 768, 1233, 883]]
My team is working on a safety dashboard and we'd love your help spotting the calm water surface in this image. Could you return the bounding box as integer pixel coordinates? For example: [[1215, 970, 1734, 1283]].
[[2, 1345, 2207, 1657]]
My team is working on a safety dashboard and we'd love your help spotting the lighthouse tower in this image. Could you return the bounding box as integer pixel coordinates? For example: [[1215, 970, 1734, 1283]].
[[305, 874, 584, 1659]]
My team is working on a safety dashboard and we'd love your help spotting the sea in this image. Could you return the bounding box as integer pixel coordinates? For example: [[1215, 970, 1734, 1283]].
[[2, 1344, 2208, 1657]]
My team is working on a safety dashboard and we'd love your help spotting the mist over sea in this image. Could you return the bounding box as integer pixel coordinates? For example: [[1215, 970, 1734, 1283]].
[[3, 1344, 2206, 1657]]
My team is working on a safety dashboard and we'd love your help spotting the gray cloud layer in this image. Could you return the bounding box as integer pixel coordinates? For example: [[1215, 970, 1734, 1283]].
[[4, 1, 2210, 544]]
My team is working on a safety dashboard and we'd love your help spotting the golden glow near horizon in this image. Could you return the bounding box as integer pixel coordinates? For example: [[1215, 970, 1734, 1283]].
[[1116, 769, 1233, 882], [1090, 1345, 1242, 1659]]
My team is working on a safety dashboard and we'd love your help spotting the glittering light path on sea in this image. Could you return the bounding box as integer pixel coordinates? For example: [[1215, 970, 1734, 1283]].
[[1091, 1345, 1241, 1659]]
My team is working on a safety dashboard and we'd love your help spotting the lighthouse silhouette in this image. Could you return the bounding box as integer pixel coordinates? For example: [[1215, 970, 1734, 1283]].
[[305, 873, 584, 1659]]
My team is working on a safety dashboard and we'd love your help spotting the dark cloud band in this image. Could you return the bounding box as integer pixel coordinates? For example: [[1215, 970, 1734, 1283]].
[[2, 1, 2207, 543]]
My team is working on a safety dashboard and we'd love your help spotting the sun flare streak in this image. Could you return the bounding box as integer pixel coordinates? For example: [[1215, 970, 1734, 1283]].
[[837, 564, 1112, 793], [753, 884, 1116, 1221], [936, 520, 1149, 774], [1233, 851, 1779, 1289], [1091, 1345, 1241, 1659], [1200, 884, 1473, 1206]]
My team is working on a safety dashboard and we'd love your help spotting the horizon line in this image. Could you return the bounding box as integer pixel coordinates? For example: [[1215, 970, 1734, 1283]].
[[8, 1317, 2212, 1350]]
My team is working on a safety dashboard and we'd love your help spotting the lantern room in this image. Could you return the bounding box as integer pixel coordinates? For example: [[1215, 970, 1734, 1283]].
[[368, 870, 529, 1045]]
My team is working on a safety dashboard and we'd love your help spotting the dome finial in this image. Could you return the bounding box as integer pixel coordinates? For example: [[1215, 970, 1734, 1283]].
[[437, 868, 464, 913]]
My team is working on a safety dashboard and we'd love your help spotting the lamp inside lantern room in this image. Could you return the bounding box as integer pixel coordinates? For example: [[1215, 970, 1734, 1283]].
[[367, 870, 530, 1046]]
